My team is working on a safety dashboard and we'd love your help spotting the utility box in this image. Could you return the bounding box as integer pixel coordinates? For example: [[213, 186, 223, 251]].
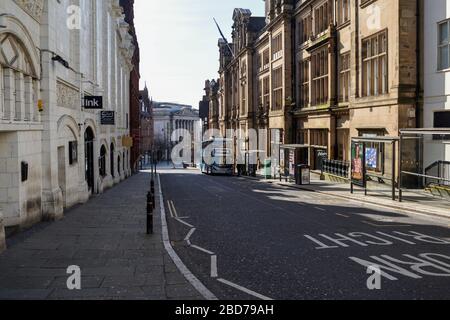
[[296, 165, 311, 185], [263, 159, 272, 179]]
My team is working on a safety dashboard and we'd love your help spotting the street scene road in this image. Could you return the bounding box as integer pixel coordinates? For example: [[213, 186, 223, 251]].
[[162, 168, 450, 300]]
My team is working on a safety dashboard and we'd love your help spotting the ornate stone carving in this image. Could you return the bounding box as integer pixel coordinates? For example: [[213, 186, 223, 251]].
[[57, 81, 80, 110], [14, 0, 44, 20]]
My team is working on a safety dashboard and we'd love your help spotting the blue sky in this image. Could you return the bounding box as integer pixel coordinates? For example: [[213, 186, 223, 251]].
[[134, 0, 265, 108]]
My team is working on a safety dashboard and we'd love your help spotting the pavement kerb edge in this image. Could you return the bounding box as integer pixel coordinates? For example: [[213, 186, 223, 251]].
[[238, 175, 450, 221], [157, 173, 218, 301]]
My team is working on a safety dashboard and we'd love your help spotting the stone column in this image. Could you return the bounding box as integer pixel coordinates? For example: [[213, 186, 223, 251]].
[[3, 68, 15, 120], [24, 76, 33, 121], [0, 211, 6, 253], [15, 72, 25, 121]]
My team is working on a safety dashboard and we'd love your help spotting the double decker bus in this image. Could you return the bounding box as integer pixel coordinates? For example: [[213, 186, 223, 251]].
[[200, 137, 233, 175]]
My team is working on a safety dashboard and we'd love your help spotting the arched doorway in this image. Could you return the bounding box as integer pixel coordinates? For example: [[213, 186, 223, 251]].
[[99, 145, 107, 177], [110, 143, 115, 178], [84, 127, 95, 192]]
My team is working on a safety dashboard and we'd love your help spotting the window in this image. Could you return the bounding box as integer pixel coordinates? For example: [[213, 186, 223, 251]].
[[310, 129, 328, 147], [311, 46, 329, 106], [241, 83, 246, 114], [314, 2, 330, 35], [433, 111, 450, 140], [263, 76, 270, 110], [69, 141, 78, 165], [258, 79, 263, 107], [362, 30, 388, 97], [337, 0, 350, 25], [299, 59, 310, 107], [297, 130, 308, 145], [339, 53, 351, 102], [272, 67, 283, 111], [438, 20, 450, 70], [272, 33, 283, 60], [299, 15, 312, 44]]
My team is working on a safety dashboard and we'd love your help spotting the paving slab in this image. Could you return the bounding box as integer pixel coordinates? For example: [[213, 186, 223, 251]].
[[0, 172, 203, 300]]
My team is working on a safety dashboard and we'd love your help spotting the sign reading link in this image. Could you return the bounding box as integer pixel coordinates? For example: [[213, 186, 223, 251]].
[[83, 96, 103, 110]]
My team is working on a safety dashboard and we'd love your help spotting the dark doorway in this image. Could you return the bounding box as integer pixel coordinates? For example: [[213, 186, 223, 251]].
[[110, 143, 115, 178], [84, 127, 95, 192]]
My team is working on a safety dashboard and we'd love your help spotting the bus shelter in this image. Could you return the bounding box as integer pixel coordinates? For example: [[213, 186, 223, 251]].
[[350, 136, 399, 200], [399, 128, 450, 202]]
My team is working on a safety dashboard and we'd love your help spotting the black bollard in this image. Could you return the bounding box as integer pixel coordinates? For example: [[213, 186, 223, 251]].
[[147, 192, 154, 234]]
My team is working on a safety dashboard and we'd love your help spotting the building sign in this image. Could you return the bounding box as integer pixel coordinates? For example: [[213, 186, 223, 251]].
[[83, 96, 103, 109], [122, 136, 133, 148], [100, 111, 115, 125], [351, 142, 366, 187]]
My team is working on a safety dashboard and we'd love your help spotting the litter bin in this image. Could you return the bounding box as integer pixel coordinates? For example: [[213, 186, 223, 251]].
[[296, 164, 310, 185], [263, 159, 272, 179]]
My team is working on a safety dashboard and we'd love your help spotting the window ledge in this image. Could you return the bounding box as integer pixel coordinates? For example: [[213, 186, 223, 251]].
[[360, 0, 377, 9], [437, 67, 450, 73]]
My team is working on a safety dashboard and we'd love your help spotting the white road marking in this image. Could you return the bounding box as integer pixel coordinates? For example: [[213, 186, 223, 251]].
[[217, 278, 273, 301], [314, 207, 327, 212], [336, 213, 350, 218], [157, 174, 217, 300], [167, 200, 174, 218], [184, 228, 196, 243], [170, 200, 179, 218], [211, 255, 218, 278], [363, 221, 412, 227], [174, 217, 195, 228], [191, 244, 215, 256]]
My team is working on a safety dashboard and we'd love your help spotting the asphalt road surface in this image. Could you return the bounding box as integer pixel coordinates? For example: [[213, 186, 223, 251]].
[[161, 168, 450, 300]]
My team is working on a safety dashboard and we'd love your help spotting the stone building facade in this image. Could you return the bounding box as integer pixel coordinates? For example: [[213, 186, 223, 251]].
[[293, 0, 419, 175], [0, 0, 135, 251], [423, 0, 450, 170], [121, 0, 141, 173], [215, 0, 420, 178], [153, 102, 200, 161]]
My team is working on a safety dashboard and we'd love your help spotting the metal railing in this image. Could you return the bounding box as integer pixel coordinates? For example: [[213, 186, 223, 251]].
[[321, 159, 350, 178], [425, 161, 450, 187]]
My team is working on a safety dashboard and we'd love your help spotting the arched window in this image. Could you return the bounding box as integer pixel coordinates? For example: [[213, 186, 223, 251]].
[[99, 145, 107, 177], [0, 33, 39, 122]]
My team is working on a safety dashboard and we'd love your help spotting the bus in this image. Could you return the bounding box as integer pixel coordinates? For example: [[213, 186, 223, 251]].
[[200, 138, 233, 175]]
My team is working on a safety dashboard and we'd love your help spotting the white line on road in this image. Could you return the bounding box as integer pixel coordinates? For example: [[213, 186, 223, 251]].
[[184, 228, 196, 243], [157, 174, 217, 301], [170, 200, 179, 218], [217, 278, 273, 301], [174, 217, 195, 228], [211, 255, 218, 278], [362, 221, 412, 227], [314, 207, 327, 212], [167, 200, 174, 218], [335, 213, 350, 218], [191, 244, 215, 256]]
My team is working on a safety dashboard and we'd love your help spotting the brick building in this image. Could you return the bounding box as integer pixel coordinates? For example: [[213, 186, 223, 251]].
[[139, 85, 154, 165], [121, 0, 141, 173]]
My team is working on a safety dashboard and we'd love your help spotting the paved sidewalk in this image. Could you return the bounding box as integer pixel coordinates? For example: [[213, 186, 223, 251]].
[[0, 173, 203, 300], [242, 175, 450, 219]]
